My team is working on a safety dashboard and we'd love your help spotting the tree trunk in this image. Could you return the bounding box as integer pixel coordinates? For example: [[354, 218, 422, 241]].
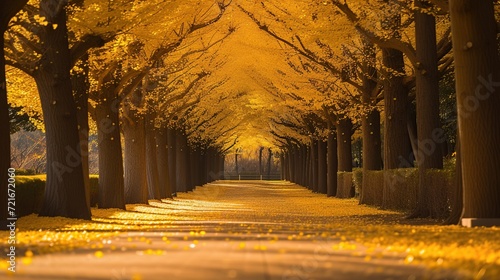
[[287, 148, 295, 182], [444, 136, 463, 225], [198, 148, 207, 185], [310, 141, 318, 191], [327, 129, 338, 197], [450, 0, 500, 221], [187, 145, 197, 190], [408, 1, 443, 219], [267, 148, 272, 179], [205, 147, 215, 182], [35, 3, 90, 219], [259, 147, 264, 176], [71, 55, 90, 208], [145, 118, 161, 200], [123, 96, 148, 204], [218, 152, 225, 180], [382, 46, 413, 169], [317, 140, 327, 194], [280, 153, 285, 180], [0, 33, 10, 223], [167, 128, 177, 195], [360, 39, 382, 171], [407, 106, 419, 161], [362, 109, 382, 170], [95, 81, 125, 209], [1, 0, 28, 225], [175, 130, 188, 192], [303, 145, 309, 187], [235, 151, 239, 175], [156, 127, 172, 199], [337, 117, 353, 172], [0, 24, 10, 223]]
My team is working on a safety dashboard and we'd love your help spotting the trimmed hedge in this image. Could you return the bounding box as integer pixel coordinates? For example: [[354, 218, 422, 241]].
[[352, 168, 454, 216], [352, 168, 363, 198], [337, 172, 354, 198], [15, 175, 46, 217], [13, 175, 99, 217]]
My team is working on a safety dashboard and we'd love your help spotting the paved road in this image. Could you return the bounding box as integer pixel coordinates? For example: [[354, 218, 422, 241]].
[[6, 181, 461, 280]]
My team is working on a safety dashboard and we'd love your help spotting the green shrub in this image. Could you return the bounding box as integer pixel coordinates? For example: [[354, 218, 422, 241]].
[[12, 175, 99, 217], [383, 169, 418, 211], [358, 168, 454, 215], [15, 175, 46, 216], [14, 169, 38, 175], [360, 170, 384, 207]]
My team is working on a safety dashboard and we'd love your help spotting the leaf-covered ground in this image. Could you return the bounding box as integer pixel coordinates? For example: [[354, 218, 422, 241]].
[[1, 181, 499, 279]]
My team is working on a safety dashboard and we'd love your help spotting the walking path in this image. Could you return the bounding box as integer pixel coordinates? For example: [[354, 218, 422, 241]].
[[3, 181, 497, 279]]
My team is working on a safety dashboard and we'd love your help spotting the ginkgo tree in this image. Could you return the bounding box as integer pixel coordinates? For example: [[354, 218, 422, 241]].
[[4, 0, 162, 219]]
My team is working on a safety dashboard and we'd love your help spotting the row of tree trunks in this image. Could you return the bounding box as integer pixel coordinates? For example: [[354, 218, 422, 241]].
[[283, 124, 353, 198], [95, 105, 225, 206]]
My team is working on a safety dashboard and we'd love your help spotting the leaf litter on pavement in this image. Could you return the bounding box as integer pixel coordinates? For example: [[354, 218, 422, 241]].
[[1, 180, 499, 279]]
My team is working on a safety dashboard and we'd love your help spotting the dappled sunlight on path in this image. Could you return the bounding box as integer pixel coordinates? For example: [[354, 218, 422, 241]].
[[1, 181, 499, 279]]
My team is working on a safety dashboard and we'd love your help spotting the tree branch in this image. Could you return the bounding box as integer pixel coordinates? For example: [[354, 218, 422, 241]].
[[70, 34, 106, 66]]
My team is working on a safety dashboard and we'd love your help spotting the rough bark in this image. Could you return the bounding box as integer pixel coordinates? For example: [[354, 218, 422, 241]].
[[123, 92, 148, 204], [187, 146, 196, 191], [450, 0, 500, 219], [280, 153, 286, 180], [219, 153, 225, 179], [267, 148, 272, 179], [317, 140, 327, 194], [360, 39, 382, 171], [175, 130, 188, 192], [156, 127, 172, 199], [95, 77, 125, 209], [167, 128, 177, 195], [145, 119, 161, 200], [327, 130, 338, 197], [205, 146, 215, 182], [408, 1, 443, 219], [0, 32, 10, 223], [235, 151, 239, 175], [35, 2, 90, 219], [337, 117, 353, 172], [1, 0, 28, 225], [303, 145, 309, 187], [382, 46, 413, 169], [310, 141, 318, 191], [259, 147, 264, 176], [444, 137, 463, 225], [362, 109, 382, 170], [71, 55, 90, 208]]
